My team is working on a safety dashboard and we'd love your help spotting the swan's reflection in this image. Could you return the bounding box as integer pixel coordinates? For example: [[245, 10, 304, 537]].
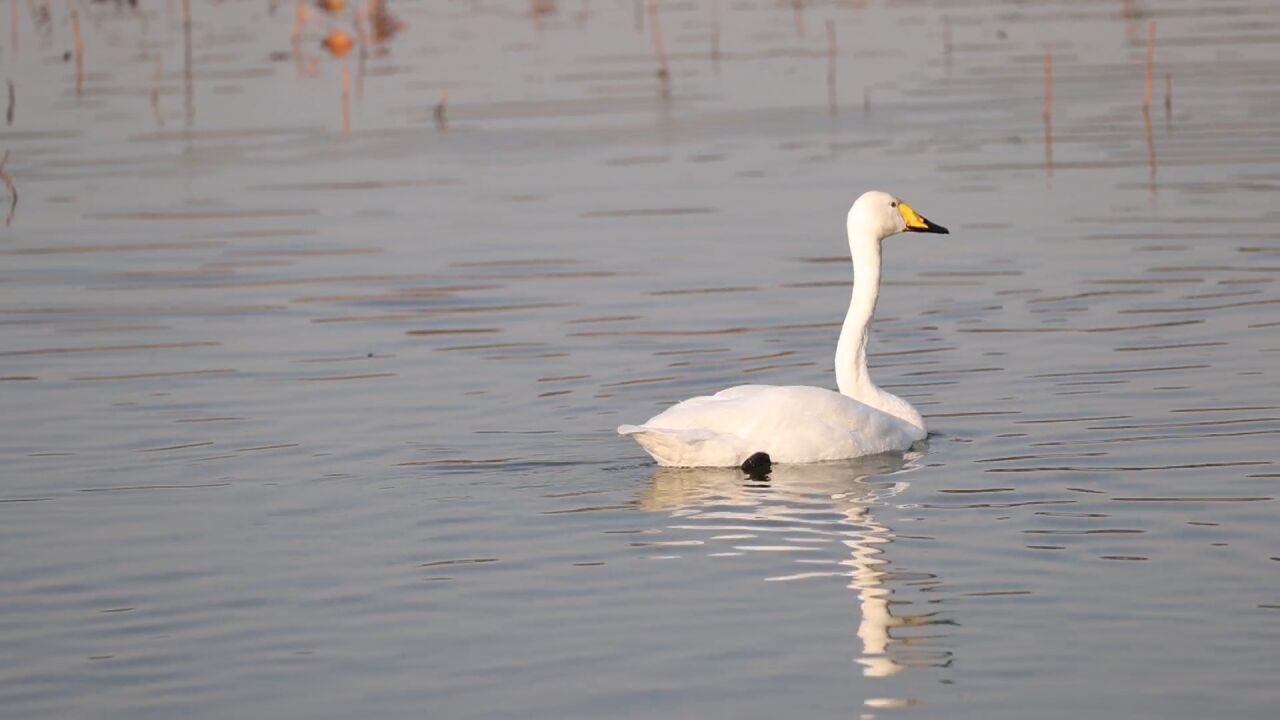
[[637, 452, 951, 676]]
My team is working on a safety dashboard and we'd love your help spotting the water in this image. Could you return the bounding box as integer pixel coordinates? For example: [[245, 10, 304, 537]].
[[2, 0, 1279, 717]]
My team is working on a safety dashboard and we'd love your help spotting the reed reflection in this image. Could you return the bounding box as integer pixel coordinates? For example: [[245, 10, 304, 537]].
[[1143, 108, 1158, 195], [637, 453, 952, 677], [1043, 48, 1054, 180]]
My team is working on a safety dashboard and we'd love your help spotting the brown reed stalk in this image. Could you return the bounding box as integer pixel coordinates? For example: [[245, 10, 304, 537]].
[[1044, 124, 1053, 179], [528, 0, 541, 32], [291, 0, 304, 43], [645, 0, 669, 90], [292, 0, 306, 78], [10, 0, 18, 54], [792, 0, 804, 38], [69, 1, 82, 99], [1043, 48, 1053, 177], [1143, 108, 1156, 193], [825, 19, 836, 116], [353, 2, 368, 98], [0, 150, 16, 226], [150, 57, 163, 128], [433, 87, 447, 130], [182, 0, 192, 126], [1142, 20, 1154, 114], [368, 0, 401, 44], [710, 0, 719, 75], [1042, 47, 1052, 121], [6, 80, 13, 126], [943, 15, 951, 68], [1164, 71, 1171, 125]]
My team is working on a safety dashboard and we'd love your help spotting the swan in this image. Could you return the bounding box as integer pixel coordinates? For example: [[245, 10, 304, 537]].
[[618, 190, 949, 468]]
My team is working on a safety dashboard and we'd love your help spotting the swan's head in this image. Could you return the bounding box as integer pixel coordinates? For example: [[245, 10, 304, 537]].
[[849, 190, 949, 241]]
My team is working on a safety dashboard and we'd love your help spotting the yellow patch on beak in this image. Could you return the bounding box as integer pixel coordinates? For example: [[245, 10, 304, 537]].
[[897, 202, 949, 234], [898, 202, 928, 230]]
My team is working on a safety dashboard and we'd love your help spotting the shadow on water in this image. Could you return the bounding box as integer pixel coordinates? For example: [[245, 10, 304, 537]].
[[636, 452, 953, 679]]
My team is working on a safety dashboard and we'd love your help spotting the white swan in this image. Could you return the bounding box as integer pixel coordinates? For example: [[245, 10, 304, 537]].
[[618, 190, 949, 468]]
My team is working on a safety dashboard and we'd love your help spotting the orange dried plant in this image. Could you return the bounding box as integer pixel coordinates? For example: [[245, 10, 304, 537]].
[[322, 29, 354, 57]]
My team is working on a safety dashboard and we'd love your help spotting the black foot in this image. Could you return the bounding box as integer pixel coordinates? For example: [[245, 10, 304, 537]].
[[740, 451, 772, 475]]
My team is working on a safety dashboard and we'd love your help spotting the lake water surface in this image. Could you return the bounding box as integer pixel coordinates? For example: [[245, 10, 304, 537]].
[[2, 1, 1278, 718]]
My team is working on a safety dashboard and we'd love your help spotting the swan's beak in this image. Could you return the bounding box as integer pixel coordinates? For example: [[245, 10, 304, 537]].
[[899, 202, 949, 234]]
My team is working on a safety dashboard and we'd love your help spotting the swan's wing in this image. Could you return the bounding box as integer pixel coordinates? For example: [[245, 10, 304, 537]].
[[637, 385, 781, 429], [712, 384, 777, 400], [621, 385, 919, 465]]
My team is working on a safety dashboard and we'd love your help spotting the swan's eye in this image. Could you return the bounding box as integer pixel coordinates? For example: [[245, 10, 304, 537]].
[[890, 201, 898, 208]]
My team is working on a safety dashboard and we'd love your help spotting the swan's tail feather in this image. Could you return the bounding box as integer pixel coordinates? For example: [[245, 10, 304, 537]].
[[617, 424, 743, 467]]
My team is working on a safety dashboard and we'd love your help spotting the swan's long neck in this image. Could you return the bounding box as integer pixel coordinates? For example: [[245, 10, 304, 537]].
[[834, 225, 926, 434], [835, 230, 881, 400]]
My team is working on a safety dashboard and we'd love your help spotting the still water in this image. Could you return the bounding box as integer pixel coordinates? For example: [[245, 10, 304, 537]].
[[2, 0, 1278, 718]]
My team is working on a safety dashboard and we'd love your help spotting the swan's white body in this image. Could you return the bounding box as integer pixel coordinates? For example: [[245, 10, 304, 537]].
[[618, 191, 948, 467]]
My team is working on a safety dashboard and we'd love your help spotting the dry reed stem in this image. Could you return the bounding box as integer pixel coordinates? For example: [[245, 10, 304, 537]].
[[1044, 120, 1053, 178], [1164, 72, 1171, 124], [10, 0, 18, 54], [792, 0, 804, 38], [352, 3, 367, 42], [6, 80, 13, 126], [710, 0, 719, 74], [136, 2, 150, 38], [645, 0, 669, 93], [1043, 48, 1053, 177], [825, 19, 836, 116], [0, 150, 16, 226], [433, 87, 447, 130], [182, 0, 192, 126], [528, 0, 542, 32], [150, 57, 163, 129], [943, 15, 951, 68], [1143, 109, 1156, 193], [291, 0, 306, 79], [369, 0, 401, 41], [367, 0, 381, 43], [353, 3, 368, 98], [1042, 47, 1052, 120], [1142, 20, 1155, 114], [69, 1, 82, 99], [291, 0, 304, 43], [527, 0, 554, 17]]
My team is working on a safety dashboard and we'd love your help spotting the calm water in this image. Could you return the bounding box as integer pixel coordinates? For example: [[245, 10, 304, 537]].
[[2, 0, 1279, 718]]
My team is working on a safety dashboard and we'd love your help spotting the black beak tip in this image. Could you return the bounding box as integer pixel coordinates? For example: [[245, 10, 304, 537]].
[[910, 221, 949, 234]]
